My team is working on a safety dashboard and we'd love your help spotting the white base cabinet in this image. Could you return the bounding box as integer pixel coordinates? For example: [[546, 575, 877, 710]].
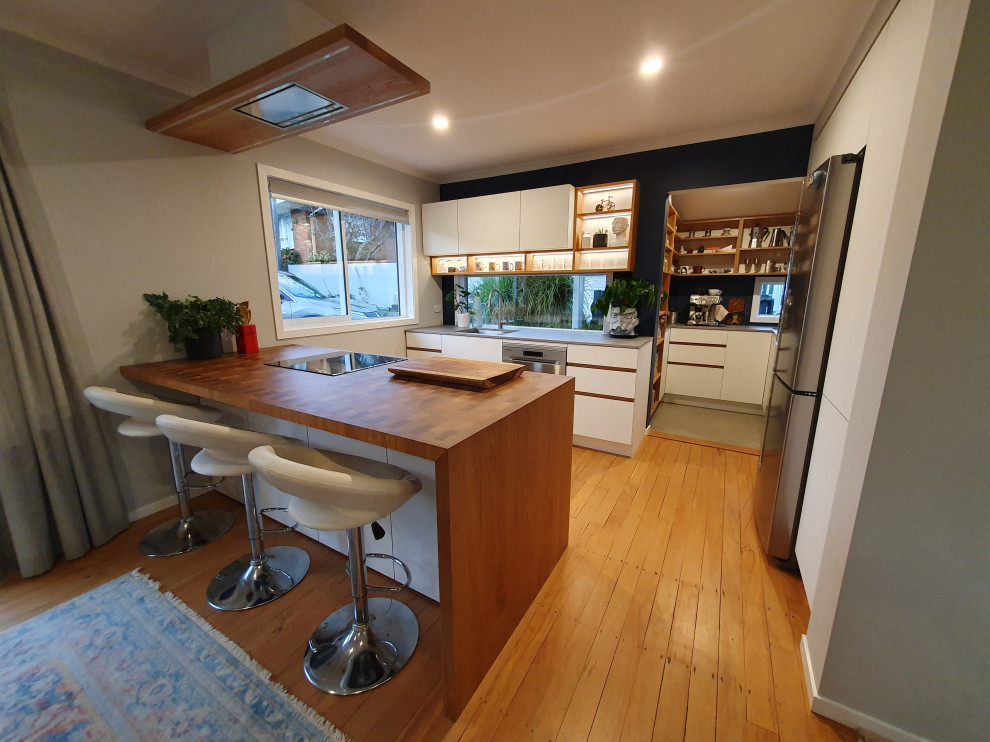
[[208, 405, 441, 601], [438, 334, 502, 362], [405, 330, 653, 457], [663, 327, 774, 408], [720, 332, 773, 404]]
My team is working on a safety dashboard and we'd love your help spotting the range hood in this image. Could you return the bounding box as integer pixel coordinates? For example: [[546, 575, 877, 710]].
[[146, 24, 429, 153]]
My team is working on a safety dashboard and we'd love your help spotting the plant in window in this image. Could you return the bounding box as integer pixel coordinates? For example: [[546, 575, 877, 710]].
[[308, 250, 334, 263], [591, 277, 657, 337], [279, 248, 301, 270], [143, 293, 243, 359], [444, 285, 474, 315]]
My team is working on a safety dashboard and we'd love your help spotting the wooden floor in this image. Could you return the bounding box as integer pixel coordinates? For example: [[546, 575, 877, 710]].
[[0, 435, 859, 742]]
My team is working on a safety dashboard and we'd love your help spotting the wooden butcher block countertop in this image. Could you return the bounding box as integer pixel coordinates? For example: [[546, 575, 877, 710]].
[[120, 345, 574, 461]]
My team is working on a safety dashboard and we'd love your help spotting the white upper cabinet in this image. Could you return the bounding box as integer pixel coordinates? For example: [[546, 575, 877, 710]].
[[457, 191, 521, 254], [421, 201, 459, 256], [520, 185, 575, 252]]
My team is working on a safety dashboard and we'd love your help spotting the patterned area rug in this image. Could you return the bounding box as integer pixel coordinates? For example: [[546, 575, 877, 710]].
[[0, 570, 349, 741]]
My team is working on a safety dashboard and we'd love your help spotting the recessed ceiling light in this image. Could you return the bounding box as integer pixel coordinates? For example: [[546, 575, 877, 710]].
[[640, 57, 663, 76], [432, 114, 450, 131]]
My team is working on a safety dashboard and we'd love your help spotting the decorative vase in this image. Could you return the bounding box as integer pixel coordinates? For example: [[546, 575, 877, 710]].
[[455, 312, 471, 328], [592, 233, 608, 248], [235, 324, 259, 354], [604, 307, 639, 336], [184, 329, 224, 360]]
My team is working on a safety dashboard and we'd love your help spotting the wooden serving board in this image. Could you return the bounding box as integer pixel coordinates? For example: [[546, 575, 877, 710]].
[[388, 357, 524, 389]]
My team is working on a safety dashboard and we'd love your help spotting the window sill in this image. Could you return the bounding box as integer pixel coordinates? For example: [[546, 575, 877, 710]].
[[275, 315, 419, 340]]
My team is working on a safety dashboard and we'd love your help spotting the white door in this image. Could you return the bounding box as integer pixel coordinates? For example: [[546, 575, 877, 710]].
[[440, 334, 502, 361], [720, 332, 773, 405], [457, 192, 521, 254], [520, 184, 575, 252], [421, 201, 458, 256]]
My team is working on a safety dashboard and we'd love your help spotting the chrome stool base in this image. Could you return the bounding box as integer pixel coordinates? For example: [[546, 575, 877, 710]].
[[138, 510, 234, 557], [207, 545, 310, 611], [304, 597, 418, 695]]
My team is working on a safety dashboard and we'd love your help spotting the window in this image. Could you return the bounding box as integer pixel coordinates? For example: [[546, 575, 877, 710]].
[[750, 277, 785, 323], [257, 165, 417, 338], [465, 274, 608, 330]]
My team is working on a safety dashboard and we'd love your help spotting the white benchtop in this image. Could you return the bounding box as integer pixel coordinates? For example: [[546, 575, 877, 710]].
[[413, 325, 655, 348]]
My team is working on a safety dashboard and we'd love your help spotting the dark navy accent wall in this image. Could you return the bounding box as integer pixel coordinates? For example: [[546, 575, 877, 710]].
[[438, 125, 812, 333]]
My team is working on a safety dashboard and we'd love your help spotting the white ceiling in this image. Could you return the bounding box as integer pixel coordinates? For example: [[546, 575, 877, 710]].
[[0, 0, 879, 183]]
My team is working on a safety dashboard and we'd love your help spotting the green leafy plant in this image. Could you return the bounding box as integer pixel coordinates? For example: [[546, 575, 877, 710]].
[[444, 284, 474, 315], [591, 277, 658, 316], [143, 292, 243, 351], [308, 250, 334, 263], [595, 228, 607, 235]]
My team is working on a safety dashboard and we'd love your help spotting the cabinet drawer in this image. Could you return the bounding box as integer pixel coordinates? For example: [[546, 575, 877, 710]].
[[405, 331, 442, 351], [567, 343, 638, 370], [664, 364, 724, 399], [573, 394, 634, 445], [568, 366, 636, 400], [668, 343, 726, 366], [669, 328, 728, 345]]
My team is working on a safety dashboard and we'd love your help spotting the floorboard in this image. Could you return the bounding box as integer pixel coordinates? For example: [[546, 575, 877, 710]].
[[0, 438, 861, 742]]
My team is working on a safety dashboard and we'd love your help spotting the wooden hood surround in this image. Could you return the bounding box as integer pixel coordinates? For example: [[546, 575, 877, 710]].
[[146, 24, 429, 153]]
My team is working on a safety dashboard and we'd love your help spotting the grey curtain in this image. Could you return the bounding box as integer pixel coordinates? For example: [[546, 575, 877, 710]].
[[0, 128, 128, 580]]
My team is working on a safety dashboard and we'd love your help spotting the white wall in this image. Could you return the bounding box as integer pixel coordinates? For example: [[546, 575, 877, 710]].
[[0, 30, 442, 515], [792, 0, 977, 739]]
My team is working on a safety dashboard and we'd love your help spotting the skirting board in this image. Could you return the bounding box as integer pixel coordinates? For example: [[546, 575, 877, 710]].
[[573, 434, 639, 457], [800, 634, 931, 742], [126, 481, 238, 522]]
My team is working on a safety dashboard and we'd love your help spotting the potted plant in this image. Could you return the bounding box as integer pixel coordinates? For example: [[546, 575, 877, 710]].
[[592, 228, 609, 247], [143, 292, 243, 359], [445, 284, 474, 328], [590, 277, 657, 336]]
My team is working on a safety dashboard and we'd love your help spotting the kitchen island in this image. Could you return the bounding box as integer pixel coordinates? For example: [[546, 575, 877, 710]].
[[120, 345, 574, 719]]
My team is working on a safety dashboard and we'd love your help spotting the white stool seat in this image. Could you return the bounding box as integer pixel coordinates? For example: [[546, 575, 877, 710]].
[[83, 386, 232, 556], [84, 386, 221, 437], [156, 415, 287, 477], [155, 415, 310, 611], [247, 443, 422, 696], [248, 445, 421, 531]]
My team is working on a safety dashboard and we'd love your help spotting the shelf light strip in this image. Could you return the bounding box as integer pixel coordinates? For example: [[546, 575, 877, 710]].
[[582, 185, 634, 193]]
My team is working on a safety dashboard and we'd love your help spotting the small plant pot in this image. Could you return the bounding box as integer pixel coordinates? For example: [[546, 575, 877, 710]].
[[184, 329, 224, 360], [592, 233, 608, 248], [454, 312, 471, 328]]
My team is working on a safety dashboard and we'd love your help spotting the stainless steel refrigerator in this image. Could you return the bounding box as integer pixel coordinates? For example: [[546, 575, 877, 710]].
[[755, 153, 862, 565]]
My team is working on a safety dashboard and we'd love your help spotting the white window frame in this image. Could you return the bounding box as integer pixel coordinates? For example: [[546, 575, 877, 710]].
[[256, 164, 419, 339], [750, 277, 785, 324]]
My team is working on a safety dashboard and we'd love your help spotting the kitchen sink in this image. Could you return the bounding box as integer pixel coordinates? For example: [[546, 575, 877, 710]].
[[455, 327, 518, 336]]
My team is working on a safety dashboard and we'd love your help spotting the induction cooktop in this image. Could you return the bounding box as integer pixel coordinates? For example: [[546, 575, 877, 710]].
[[265, 352, 405, 377]]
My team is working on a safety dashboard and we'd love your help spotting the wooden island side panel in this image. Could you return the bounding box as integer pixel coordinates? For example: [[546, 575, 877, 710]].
[[437, 381, 573, 715]]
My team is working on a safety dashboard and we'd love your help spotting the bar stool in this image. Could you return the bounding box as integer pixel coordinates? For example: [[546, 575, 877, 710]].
[[248, 444, 422, 695], [155, 415, 310, 611], [83, 386, 234, 556]]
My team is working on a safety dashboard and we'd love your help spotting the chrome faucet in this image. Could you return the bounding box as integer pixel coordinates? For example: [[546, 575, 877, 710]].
[[488, 289, 505, 330]]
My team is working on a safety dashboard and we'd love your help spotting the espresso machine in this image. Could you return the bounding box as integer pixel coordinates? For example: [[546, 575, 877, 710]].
[[687, 292, 722, 326]]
